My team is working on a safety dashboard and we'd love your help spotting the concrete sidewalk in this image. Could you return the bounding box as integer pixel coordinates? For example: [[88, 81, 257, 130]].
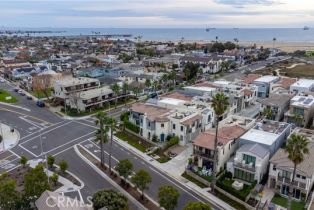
[[0, 123, 20, 152], [112, 136, 235, 210]]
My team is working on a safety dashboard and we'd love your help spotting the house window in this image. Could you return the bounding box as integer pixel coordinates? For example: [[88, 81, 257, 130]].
[[296, 174, 300, 178], [234, 168, 255, 183], [243, 154, 256, 167], [173, 124, 176, 130], [148, 122, 150, 127], [192, 122, 195, 127], [273, 165, 276, 171], [282, 170, 291, 179], [293, 107, 304, 116], [181, 126, 183, 131], [161, 123, 164, 128], [302, 176, 306, 180]]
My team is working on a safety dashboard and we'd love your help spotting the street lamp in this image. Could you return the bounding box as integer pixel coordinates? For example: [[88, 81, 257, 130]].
[[39, 128, 49, 184]]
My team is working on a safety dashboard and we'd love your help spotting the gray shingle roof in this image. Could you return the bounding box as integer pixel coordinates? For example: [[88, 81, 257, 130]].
[[237, 143, 269, 159]]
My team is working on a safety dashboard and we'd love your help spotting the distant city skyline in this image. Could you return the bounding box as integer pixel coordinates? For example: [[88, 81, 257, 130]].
[[0, 0, 313, 28]]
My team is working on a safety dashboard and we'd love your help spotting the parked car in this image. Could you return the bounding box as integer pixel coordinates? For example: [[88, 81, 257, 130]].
[[36, 100, 45, 107], [14, 88, 19, 92], [18, 90, 25, 96], [26, 96, 32, 100]]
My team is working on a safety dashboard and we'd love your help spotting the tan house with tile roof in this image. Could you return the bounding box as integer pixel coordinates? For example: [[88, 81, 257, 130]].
[[193, 125, 247, 172]]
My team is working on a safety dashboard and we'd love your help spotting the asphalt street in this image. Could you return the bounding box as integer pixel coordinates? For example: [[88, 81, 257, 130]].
[[0, 81, 220, 210]]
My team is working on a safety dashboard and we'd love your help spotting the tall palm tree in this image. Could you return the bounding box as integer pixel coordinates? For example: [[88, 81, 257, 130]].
[[132, 86, 140, 101], [111, 83, 120, 108], [167, 71, 177, 89], [272, 37, 277, 49], [95, 112, 109, 168], [145, 79, 151, 91], [152, 80, 159, 92], [262, 107, 273, 120], [122, 82, 129, 106], [211, 93, 229, 192], [106, 117, 117, 172], [285, 134, 309, 210]]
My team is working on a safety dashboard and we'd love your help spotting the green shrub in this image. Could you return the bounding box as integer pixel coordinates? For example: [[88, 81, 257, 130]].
[[165, 136, 179, 150], [125, 121, 140, 134]]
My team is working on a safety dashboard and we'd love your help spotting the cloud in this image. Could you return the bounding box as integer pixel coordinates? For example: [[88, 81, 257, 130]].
[[214, 0, 277, 6]]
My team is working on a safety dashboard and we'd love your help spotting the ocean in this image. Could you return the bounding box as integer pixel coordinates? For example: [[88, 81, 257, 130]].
[[1, 27, 314, 42]]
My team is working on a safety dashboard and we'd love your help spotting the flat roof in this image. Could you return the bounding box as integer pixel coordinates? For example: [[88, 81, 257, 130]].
[[291, 95, 314, 107], [240, 120, 290, 146], [56, 77, 99, 87], [158, 98, 186, 106], [254, 75, 279, 83], [184, 86, 216, 93], [79, 86, 113, 100], [291, 79, 314, 88], [240, 129, 279, 146], [213, 80, 230, 86]]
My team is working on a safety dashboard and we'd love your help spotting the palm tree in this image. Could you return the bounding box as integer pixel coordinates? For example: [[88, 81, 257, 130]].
[[95, 112, 109, 168], [262, 107, 273, 120], [285, 134, 309, 210], [106, 117, 117, 172], [122, 83, 129, 106], [132, 86, 140, 101], [292, 114, 303, 127], [272, 37, 277, 49], [145, 79, 151, 91], [111, 83, 120, 108], [152, 80, 159, 92], [167, 71, 176, 89], [211, 93, 229, 192]]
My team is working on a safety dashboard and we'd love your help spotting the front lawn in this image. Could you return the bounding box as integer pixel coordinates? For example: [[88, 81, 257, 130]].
[[0, 89, 17, 103], [217, 174, 256, 201], [115, 131, 150, 152], [271, 194, 305, 210], [181, 172, 207, 188]]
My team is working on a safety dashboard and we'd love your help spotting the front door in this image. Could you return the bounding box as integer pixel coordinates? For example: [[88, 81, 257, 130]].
[[160, 134, 165, 142]]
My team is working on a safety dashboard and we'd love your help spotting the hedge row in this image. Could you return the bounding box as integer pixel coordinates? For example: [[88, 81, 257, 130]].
[[125, 121, 140, 134]]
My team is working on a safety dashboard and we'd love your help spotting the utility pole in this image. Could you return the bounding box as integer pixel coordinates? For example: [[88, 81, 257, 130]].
[[39, 128, 49, 184]]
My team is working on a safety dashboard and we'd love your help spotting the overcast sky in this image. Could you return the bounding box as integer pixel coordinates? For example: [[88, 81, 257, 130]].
[[0, 0, 313, 28]]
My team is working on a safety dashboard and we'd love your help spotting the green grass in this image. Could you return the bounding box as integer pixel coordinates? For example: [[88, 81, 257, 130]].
[[115, 131, 147, 152], [30, 89, 52, 99], [271, 194, 305, 210], [214, 191, 247, 210], [217, 176, 255, 201], [192, 168, 212, 182], [0, 89, 17, 103], [181, 172, 207, 188]]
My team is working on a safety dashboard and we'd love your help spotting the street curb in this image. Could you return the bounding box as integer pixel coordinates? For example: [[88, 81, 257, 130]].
[[74, 144, 148, 210], [112, 136, 234, 210]]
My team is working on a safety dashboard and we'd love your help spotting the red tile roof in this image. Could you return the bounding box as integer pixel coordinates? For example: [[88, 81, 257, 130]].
[[181, 114, 202, 126], [193, 125, 246, 150], [244, 74, 262, 84]]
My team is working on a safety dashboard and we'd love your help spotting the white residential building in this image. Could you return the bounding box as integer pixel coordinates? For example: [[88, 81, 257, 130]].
[[253, 75, 280, 98], [227, 143, 270, 183], [290, 79, 314, 93], [239, 120, 291, 157], [268, 128, 314, 201], [129, 103, 202, 145]]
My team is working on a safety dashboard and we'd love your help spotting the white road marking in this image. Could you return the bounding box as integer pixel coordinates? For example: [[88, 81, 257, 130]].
[[20, 121, 73, 144], [74, 121, 98, 129], [18, 144, 38, 157], [44, 132, 95, 155]]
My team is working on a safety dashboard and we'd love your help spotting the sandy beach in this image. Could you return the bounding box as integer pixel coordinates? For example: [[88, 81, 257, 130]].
[[181, 40, 314, 53]]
